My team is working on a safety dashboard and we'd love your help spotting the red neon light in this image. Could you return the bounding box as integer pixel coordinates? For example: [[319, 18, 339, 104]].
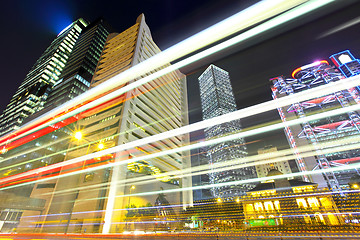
[[291, 60, 329, 78], [1, 93, 126, 153], [315, 120, 347, 130], [331, 157, 360, 164]]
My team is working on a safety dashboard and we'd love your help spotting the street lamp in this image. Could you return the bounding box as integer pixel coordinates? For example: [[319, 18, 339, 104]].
[[97, 142, 105, 150], [74, 131, 83, 141]]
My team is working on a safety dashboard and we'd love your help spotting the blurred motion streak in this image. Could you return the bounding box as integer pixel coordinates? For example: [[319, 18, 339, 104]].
[[1, 0, 359, 238]]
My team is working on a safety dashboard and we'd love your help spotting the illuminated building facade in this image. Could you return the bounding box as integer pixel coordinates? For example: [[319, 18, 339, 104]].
[[243, 169, 342, 228], [255, 146, 292, 181], [18, 14, 192, 234], [270, 50, 360, 190], [198, 64, 256, 198], [0, 19, 88, 137], [22, 19, 111, 123], [44, 18, 111, 109], [0, 19, 111, 232]]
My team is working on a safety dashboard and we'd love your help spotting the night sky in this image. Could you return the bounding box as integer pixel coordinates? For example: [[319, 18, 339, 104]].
[[0, 0, 255, 113], [1, 1, 360, 152]]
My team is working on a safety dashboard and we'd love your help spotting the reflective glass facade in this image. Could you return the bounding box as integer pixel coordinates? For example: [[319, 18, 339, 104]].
[[0, 19, 88, 137]]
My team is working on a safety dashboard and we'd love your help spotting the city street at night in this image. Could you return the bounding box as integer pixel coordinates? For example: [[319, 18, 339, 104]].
[[1, 0, 360, 239]]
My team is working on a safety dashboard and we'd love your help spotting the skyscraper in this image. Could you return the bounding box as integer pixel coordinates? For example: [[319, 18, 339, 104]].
[[22, 19, 111, 125], [44, 18, 111, 109], [0, 18, 112, 233], [0, 19, 88, 137], [198, 64, 256, 198], [18, 14, 192, 234], [270, 51, 360, 190]]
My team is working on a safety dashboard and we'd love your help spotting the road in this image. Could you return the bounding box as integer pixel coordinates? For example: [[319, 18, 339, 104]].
[[1, 232, 360, 240]]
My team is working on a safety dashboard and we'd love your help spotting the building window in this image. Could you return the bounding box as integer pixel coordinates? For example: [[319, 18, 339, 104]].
[[264, 201, 274, 211], [254, 202, 264, 211], [307, 197, 320, 208], [296, 198, 308, 209]]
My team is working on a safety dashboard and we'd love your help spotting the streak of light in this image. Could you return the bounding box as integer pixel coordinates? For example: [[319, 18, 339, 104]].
[[62, 137, 360, 204], [1, 70, 359, 190], [317, 16, 360, 39], [0, 0, 308, 149], [0, 0, 340, 176], [2, 94, 360, 194], [0, 0, 339, 177], [40, 133, 360, 200], [123, 158, 360, 199]]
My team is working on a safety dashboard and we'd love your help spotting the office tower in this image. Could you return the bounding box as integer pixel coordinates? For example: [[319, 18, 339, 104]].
[[270, 51, 360, 190], [22, 19, 111, 124], [0, 18, 112, 233], [44, 18, 111, 108], [198, 64, 256, 198], [255, 145, 292, 181], [20, 14, 192, 234], [0, 19, 88, 137]]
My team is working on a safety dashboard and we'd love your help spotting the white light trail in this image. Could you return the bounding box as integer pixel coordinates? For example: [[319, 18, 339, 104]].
[[122, 159, 360, 199], [1, 74, 360, 186], [2, 73, 360, 189], [0, 0, 311, 147], [0, 0, 344, 183], [318, 16, 360, 39], [0, 0, 340, 171], [40, 131, 360, 199], [2, 92, 360, 191]]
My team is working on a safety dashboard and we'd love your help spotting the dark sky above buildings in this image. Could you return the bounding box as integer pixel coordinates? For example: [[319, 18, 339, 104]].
[[0, 0, 256, 113], [1, 0, 360, 152]]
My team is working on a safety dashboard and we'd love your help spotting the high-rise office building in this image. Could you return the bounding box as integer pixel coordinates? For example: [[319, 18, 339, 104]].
[[0, 18, 112, 233], [18, 14, 192, 234], [198, 64, 256, 198], [270, 50, 360, 190], [22, 18, 111, 123], [44, 18, 111, 108], [0, 19, 88, 137]]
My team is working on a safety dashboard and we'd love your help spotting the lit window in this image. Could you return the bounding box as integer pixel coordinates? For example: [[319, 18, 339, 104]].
[[254, 202, 264, 211], [307, 197, 320, 208], [296, 198, 308, 209], [264, 201, 274, 211]]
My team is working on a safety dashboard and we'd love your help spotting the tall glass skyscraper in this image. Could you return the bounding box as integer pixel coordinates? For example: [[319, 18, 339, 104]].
[[0, 19, 88, 137], [198, 64, 256, 198], [0, 19, 111, 232], [44, 18, 111, 109]]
